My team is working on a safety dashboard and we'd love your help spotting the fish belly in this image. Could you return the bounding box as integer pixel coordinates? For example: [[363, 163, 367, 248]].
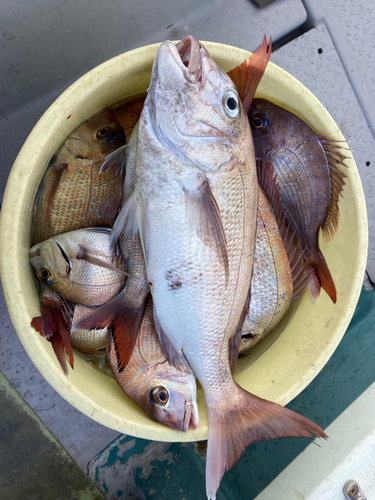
[[146, 162, 257, 391]]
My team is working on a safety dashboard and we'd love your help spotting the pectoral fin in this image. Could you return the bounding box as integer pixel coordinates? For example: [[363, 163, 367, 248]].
[[72, 289, 148, 372], [111, 192, 149, 259], [76, 245, 128, 275], [183, 174, 229, 283], [100, 144, 128, 174], [257, 160, 310, 302]]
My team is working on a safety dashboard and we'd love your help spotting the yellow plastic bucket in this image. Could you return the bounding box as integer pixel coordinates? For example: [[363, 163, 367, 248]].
[[0, 42, 367, 442]]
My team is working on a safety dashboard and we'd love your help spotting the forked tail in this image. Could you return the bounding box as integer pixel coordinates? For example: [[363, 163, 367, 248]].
[[205, 383, 327, 499], [305, 248, 337, 303]]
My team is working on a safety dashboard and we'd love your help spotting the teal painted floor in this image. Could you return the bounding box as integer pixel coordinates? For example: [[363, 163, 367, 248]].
[[88, 283, 375, 500]]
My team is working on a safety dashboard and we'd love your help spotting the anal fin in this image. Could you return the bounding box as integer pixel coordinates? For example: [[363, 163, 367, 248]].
[[153, 306, 192, 374], [229, 286, 251, 373]]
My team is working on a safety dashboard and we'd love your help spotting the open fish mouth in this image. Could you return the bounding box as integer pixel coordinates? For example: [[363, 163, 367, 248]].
[[166, 36, 202, 84], [182, 400, 200, 432]]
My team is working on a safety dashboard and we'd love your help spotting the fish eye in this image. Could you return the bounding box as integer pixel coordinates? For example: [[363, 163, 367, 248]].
[[150, 386, 169, 406], [251, 114, 269, 131], [96, 126, 113, 140], [38, 268, 51, 281], [222, 90, 240, 119]]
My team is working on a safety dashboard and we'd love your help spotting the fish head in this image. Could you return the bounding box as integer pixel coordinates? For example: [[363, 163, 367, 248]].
[[126, 362, 199, 432], [249, 98, 289, 156], [145, 36, 252, 172], [64, 110, 125, 161], [29, 239, 73, 295]]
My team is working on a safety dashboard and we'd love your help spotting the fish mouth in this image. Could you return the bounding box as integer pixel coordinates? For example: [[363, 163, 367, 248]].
[[167, 36, 202, 84], [182, 400, 200, 432]]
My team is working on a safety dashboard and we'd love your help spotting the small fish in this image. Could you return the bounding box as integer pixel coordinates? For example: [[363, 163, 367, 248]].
[[248, 98, 348, 303], [109, 299, 199, 432], [32, 110, 126, 246], [108, 35, 326, 500], [70, 304, 110, 354], [30, 228, 127, 306], [72, 232, 149, 373], [240, 170, 309, 355], [31, 110, 126, 372], [30, 228, 126, 373]]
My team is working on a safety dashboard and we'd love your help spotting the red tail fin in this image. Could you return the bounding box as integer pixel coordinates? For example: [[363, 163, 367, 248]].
[[306, 250, 337, 303], [31, 295, 74, 375], [72, 290, 148, 372], [227, 35, 272, 113], [206, 384, 327, 499]]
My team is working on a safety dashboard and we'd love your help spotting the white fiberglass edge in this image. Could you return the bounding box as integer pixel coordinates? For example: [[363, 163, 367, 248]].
[[255, 382, 375, 500]]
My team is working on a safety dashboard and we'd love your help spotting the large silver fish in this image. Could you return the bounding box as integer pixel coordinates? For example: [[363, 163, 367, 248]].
[[109, 36, 326, 499]]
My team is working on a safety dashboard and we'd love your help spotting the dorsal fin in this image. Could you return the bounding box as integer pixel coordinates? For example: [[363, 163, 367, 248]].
[[227, 35, 272, 113], [318, 135, 349, 242], [257, 160, 310, 302]]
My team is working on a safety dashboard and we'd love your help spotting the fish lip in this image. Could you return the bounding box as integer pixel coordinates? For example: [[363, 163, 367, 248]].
[[164, 36, 202, 84], [182, 401, 199, 432]]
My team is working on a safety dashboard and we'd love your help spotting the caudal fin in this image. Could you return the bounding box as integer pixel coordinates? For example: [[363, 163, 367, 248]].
[[72, 290, 149, 371], [206, 384, 327, 499], [306, 249, 337, 303], [31, 296, 75, 375], [227, 35, 272, 113]]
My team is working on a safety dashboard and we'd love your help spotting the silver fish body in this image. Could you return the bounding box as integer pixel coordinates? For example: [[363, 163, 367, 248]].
[[114, 36, 259, 498], [240, 186, 293, 354], [111, 36, 327, 500], [70, 304, 110, 354], [29, 228, 126, 306]]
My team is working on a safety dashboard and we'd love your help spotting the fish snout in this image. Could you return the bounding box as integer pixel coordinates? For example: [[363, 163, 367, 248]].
[[160, 36, 202, 84], [182, 400, 199, 432], [175, 36, 202, 83]]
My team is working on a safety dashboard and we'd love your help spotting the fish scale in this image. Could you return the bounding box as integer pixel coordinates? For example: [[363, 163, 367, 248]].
[[30, 229, 127, 306], [240, 186, 293, 352], [32, 110, 125, 245]]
